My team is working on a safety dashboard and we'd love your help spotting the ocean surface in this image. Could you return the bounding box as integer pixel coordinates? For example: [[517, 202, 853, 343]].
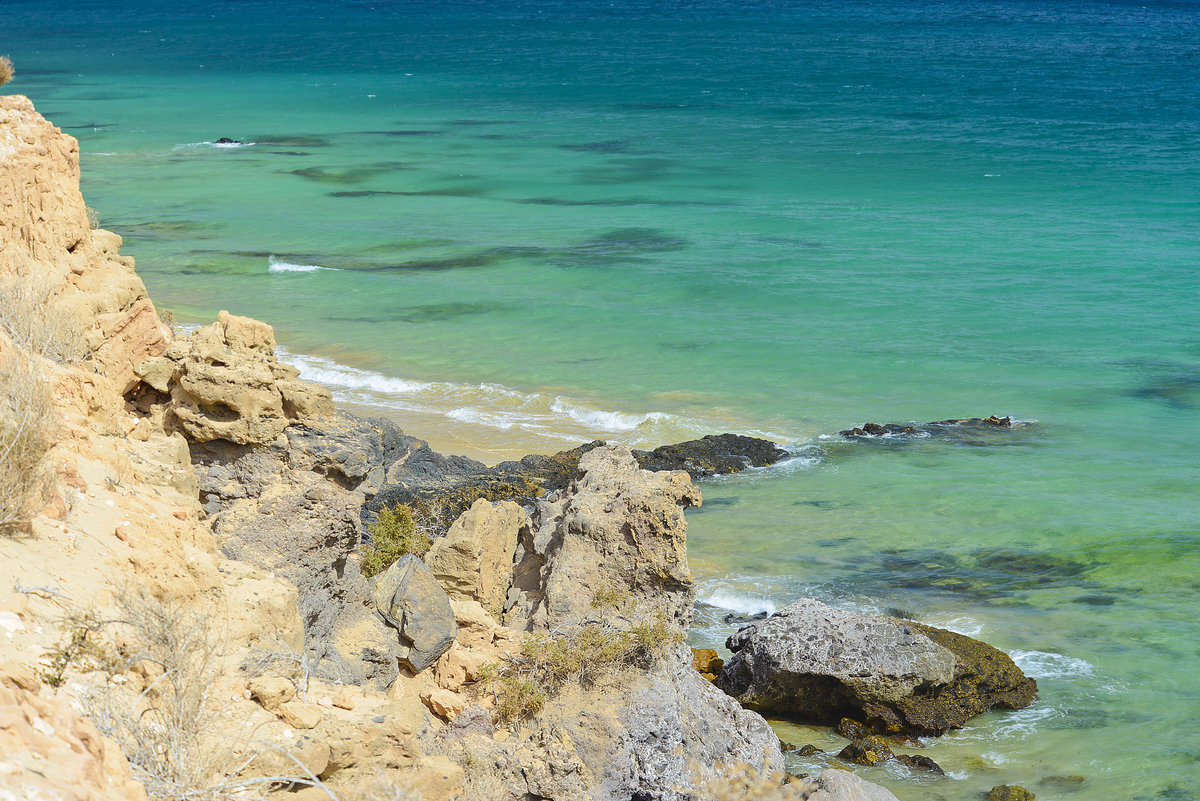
[[7, 1, 1199, 798]]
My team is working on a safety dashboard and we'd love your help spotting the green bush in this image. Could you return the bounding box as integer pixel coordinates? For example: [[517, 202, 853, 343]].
[[360, 503, 430, 578]]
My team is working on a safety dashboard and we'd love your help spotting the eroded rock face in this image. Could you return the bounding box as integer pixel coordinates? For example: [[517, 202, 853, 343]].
[[452, 644, 784, 801], [0, 96, 170, 392], [138, 310, 332, 446], [717, 598, 1037, 736], [505, 444, 701, 632], [370, 555, 458, 673], [425, 498, 525, 618]]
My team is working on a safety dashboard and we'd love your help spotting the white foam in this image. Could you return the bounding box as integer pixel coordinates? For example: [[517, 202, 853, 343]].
[[283, 351, 429, 394], [1010, 649, 1094, 679], [928, 615, 985, 638], [701, 591, 777, 617], [268, 256, 331, 273], [171, 140, 256, 151], [550, 397, 671, 432]]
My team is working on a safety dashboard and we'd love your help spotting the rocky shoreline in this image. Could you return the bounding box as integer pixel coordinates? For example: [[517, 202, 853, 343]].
[[1, 94, 1039, 801]]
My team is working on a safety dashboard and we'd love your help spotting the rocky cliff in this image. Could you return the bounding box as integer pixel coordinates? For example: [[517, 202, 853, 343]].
[[0, 95, 904, 801]]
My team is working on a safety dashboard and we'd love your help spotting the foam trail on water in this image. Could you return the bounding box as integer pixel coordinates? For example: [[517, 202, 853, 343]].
[[1010, 649, 1094, 679], [268, 256, 333, 273], [700, 591, 777, 617]]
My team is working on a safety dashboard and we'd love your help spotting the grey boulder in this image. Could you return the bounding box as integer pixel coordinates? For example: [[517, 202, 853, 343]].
[[370, 555, 458, 673]]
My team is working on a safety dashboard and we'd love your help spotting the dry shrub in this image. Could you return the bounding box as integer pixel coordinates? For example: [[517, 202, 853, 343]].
[[689, 762, 812, 801], [81, 591, 340, 800], [343, 774, 422, 801], [0, 350, 54, 531], [479, 591, 683, 724], [0, 267, 88, 363], [0, 55, 12, 86]]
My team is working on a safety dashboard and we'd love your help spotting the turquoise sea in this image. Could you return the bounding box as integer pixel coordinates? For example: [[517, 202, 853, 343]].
[[7, 1, 1199, 798]]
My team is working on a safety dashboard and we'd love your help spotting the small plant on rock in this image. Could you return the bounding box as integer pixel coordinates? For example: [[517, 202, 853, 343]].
[[360, 503, 430, 578], [0, 56, 13, 87]]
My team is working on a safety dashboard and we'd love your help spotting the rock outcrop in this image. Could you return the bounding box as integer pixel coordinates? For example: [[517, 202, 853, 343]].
[[1, 95, 171, 392], [426, 498, 525, 618], [837, 416, 1023, 442], [135, 310, 333, 445], [717, 598, 1037, 736], [505, 444, 701, 632], [370, 555, 458, 673]]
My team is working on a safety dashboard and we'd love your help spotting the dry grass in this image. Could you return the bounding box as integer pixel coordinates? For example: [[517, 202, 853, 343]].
[[478, 591, 682, 724], [0, 267, 88, 363], [0, 350, 54, 532], [79, 591, 345, 800], [0, 55, 13, 86], [688, 762, 812, 801]]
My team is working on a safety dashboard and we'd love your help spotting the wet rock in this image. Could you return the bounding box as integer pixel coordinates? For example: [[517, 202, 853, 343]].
[[987, 786, 1035, 801], [838, 416, 1021, 441], [835, 717, 870, 740], [895, 753, 944, 774], [838, 736, 894, 766], [717, 598, 1037, 736], [370, 555, 458, 673], [797, 744, 824, 756], [631, 433, 789, 477], [691, 647, 724, 681], [214, 137, 242, 144]]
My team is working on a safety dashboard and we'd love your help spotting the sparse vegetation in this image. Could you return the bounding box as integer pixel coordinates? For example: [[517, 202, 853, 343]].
[[39, 609, 120, 688], [0, 350, 54, 532], [361, 503, 430, 578], [0, 56, 13, 87], [0, 266, 88, 363], [478, 591, 682, 724], [688, 762, 811, 801]]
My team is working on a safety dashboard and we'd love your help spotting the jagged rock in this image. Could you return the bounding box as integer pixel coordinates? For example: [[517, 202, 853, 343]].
[[140, 310, 332, 445], [1, 96, 171, 393], [631, 433, 789, 477], [797, 744, 824, 756], [988, 786, 1035, 801], [838, 736, 894, 766], [458, 643, 783, 801], [895, 753, 944, 774], [370, 555, 458, 673], [717, 598, 1037, 736], [838, 416, 1022, 441], [425, 498, 525, 617], [505, 444, 701, 632], [835, 717, 871, 740]]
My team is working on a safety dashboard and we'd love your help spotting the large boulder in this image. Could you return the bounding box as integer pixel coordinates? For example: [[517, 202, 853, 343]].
[[137, 310, 332, 445], [505, 444, 700, 632], [370, 555, 458, 673], [425, 498, 524, 618], [717, 598, 1037, 736]]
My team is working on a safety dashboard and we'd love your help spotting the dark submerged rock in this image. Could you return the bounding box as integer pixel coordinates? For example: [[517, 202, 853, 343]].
[[796, 744, 824, 756], [839, 415, 1016, 439], [987, 786, 1035, 801]]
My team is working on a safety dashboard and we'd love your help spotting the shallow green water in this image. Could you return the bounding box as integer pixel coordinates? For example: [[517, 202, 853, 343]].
[[7, 1, 1199, 797]]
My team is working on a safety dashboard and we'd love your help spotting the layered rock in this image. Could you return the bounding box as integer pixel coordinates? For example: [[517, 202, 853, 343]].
[[135, 310, 333, 445], [1, 95, 171, 391], [717, 598, 1037, 736], [505, 444, 701, 632]]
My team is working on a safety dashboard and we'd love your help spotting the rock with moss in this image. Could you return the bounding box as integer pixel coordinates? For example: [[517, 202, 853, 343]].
[[838, 736, 894, 766], [716, 598, 1036, 736], [987, 786, 1035, 801], [631, 433, 789, 477]]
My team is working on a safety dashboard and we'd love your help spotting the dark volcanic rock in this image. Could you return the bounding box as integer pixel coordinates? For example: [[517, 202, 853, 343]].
[[716, 598, 1037, 737], [896, 754, 944, 774], [838, 416, 1019, 440], [631, 433, 789, 477]]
